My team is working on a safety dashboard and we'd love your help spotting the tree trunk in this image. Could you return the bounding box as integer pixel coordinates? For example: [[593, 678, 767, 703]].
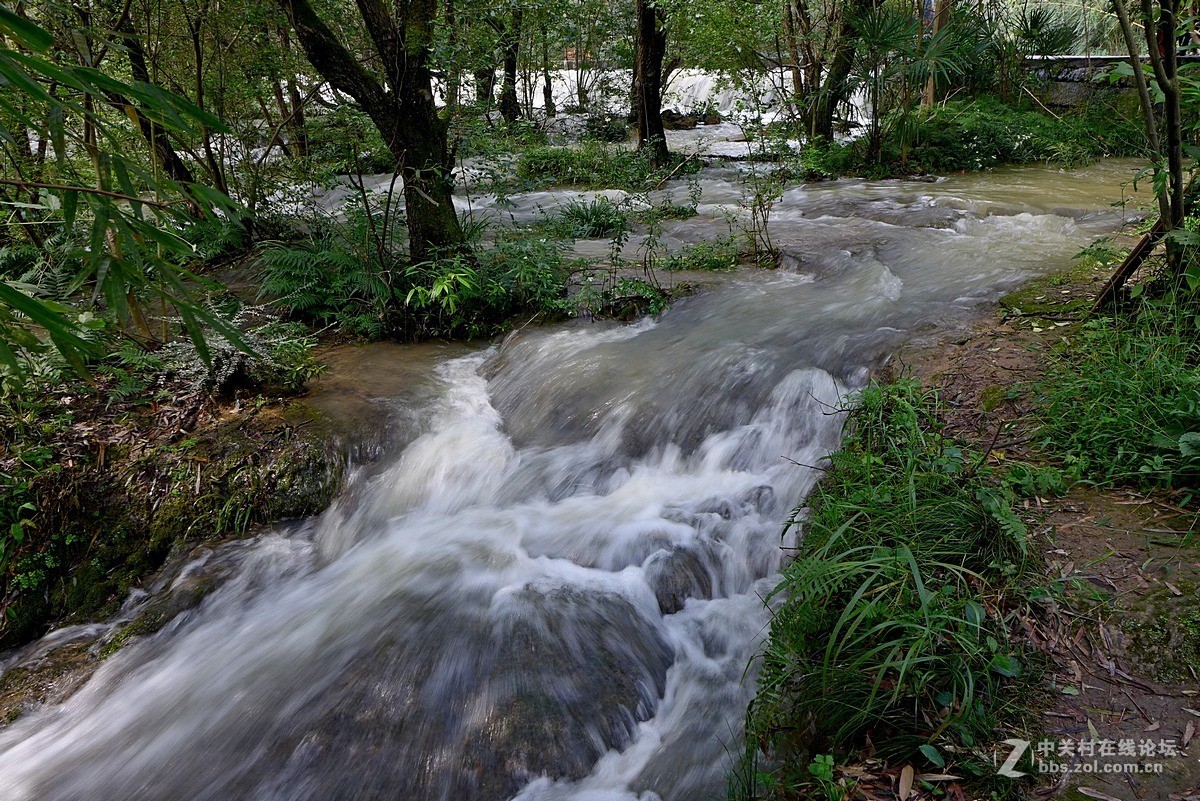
[[634, 0, 670, 168], [118, 25, 197, 184], [921, 0, 952, 107], [474, 67, 496, 112], [278, 0, 464, 262], [811, 0, 876, 140], [499, 7, 523, 124], [541, 28, 556, 117], [280, 26, 310, 159], [1142, 0, 1185, 232]]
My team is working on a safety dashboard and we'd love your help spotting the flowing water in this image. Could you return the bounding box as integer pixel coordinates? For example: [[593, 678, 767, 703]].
[[0, 161, 1144, 801]]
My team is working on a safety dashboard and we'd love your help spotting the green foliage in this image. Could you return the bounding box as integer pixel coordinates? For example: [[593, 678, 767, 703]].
[[581, 277, 671, 320], [306, 105, 394, 174], [583, 115, 630, 143], [1012, 6, 1080, 58], [555, 198, 630, 238], [258, 213, 571, 340], [744, 381, 1041, 797], [516, 142, 697, 191], [660, 238, 740, 271], [806, 98, 1145, 177], [0, 11, 247, 383], [1036, 292, 1200, 489]]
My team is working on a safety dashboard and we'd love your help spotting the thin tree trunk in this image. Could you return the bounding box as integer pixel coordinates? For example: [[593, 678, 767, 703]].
[[1142, 0, 1184, 231], [1113, 0, 1170, 224], [279, 26, 309, 159], [117, 21, 197, 184], [811, 0, 877, 140], [921, 0, 952, 107], [541, 27, 555, 117], [499, 7, 522, 124], [474, 67, 496, 113]]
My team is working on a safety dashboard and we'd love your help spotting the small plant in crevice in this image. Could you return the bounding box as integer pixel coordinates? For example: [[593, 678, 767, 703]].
[[580, 276, 671, 321]]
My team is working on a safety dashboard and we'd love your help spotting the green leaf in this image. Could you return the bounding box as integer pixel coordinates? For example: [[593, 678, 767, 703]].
[[989, 653, 1021, 678], [919, 744, 946, 768], [0, 7, 54, 52]]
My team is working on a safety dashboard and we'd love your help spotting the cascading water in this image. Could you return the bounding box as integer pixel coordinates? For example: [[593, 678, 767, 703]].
[[0, 161, 1141, 801]]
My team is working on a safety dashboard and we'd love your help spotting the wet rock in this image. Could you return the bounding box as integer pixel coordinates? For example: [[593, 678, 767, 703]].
[[645, 545, 715, 614], [739, 485, 777, 515], [255, 586, 674, 801], [662, 110, 698, 130]]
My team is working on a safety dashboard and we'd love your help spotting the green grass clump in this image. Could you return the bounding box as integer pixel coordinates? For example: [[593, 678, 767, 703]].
[[1036, 293, 1200, 489], [555, 198, 629, 239], [660, 238, 740, 272], [741, 380, 1050, 798]]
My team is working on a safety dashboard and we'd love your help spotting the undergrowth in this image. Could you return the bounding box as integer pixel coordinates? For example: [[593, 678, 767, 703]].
[[802, 97, 1145, 178], [257, 212, 572, 339], [516, 142, 699, 191], [1036, 290, 1200, 490], [739, 380, 1060, 800]]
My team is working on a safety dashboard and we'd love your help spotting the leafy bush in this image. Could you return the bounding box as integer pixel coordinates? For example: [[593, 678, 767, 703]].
[[306, 105, 394, 174], [581, 277, 671, 320], [258, 214, 571, 340], [1036, 293, 1200, 489], [660, 238, 740, 271], [744, 381, 1042, 797], [583, 115, 630, 143]]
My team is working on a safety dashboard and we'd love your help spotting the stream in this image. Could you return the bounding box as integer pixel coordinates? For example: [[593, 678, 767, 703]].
[[0, 161, 1143, 801]]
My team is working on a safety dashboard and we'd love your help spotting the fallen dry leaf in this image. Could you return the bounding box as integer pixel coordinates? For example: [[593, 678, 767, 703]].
[[898, 765, 914, 800], [1077, 789, 1124, 801]]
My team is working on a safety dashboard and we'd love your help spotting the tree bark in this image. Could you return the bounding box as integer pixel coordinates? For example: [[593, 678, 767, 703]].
[[541, 27, 555, 117], [278, 0, 464, 262], [498, 7, 522, 124], [811, 0, 877, 140], [921, 0, 952, 107], [117, 22, 197, 185], [1113, 0, 1171, 225], [634, 0, 669, 168]]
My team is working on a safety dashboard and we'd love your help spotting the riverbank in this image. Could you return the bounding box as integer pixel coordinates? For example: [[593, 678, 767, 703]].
[[742, 237, 1200, 800]]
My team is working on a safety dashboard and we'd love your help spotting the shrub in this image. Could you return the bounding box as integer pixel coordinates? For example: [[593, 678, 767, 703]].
[[257, 215, 571, 340], [660, 238, 740, 271], [517, 142, 698, 190], [803, 97, 1145, 178]]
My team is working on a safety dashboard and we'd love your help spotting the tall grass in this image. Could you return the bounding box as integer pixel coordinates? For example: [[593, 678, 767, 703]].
[[740, 380, 1046, 799]]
